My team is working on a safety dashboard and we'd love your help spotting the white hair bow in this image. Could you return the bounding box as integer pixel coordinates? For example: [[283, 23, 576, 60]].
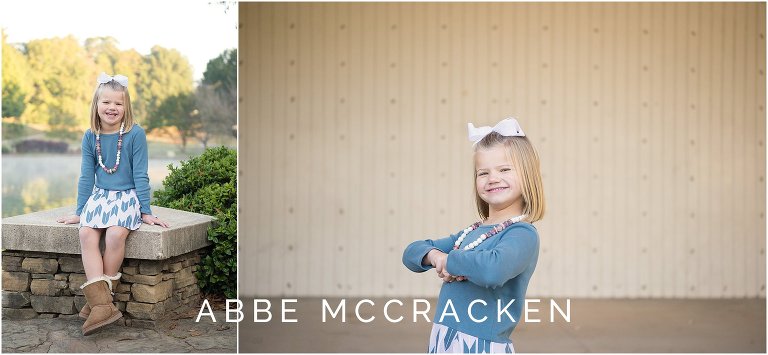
[[97, 72, 128, 87], [467, 117, 526, 144]]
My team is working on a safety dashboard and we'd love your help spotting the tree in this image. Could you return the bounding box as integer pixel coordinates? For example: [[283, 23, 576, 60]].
[[24, 36, 96, 129], [151, 92, 196, 151], [139, 46, 194, 131], [202, 48, 236, 102], [2, 32, 32, 119], [194, 84, 236, 147]]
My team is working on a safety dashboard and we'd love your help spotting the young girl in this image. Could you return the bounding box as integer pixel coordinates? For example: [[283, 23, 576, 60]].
[[57, 72, 169, 336], [403, 117, 545, 353]]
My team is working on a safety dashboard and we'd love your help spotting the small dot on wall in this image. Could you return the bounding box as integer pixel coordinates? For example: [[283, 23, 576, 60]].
[[542, 25, 549, 31], [492, 62, 498, 67], [339, 208, 344, 215], [593, 64, 599, 70], [689, 248, 695, 254], [441, 24, 447, 30], [690, 212, 695, 218], [762, 284, 766, 291], [288, 207, 294, 213], [760, 105, 764, 111], [390, 62, 397, 68], [642, 65, 649, 71], [540, 100, 547, 105], [760, 33, 765, 40], [593, 27, 600, 33], [289, 23, 295, 29], [340, 61, 346, 67], [289, 60, 295, 66], [641, 211, 647, 217], [491, 24, 498, 30], [690, 285, 696, 291], [440, 209, 445, 215], [338, 283, 343, 289], [690, 30, 696, 36], [390, 98, 397, 104], [390, 135, 396, 141], [722, 285, 728, 291], [690, 67, 696, 73], [641, 284, 647, 290], [760, 69, 765, 76], [690, 139, 695, 145], [389, 209, 395, 215], [642, 248, 647, 253], [441, 98, 447, 104], [642, 102, 648, 108], [689, 176, 695, 182], [339, 134, 345, 140], [286, 282, 292, 288], [642, 29, 649, 35], [592, 285, 598, 291], [391, 24, 397, 30], [340, 98, 345, 104], [440, 134, 446, 140], [338, 246, 344, 252], [593, 101, 599, 106], [442, 61, 448, 67], [290, 96, 296, 103], [289, 133, 294, 140], [288, 244, 294, 251], [592, 248, 597, 253], [340, 24, 346, 30]]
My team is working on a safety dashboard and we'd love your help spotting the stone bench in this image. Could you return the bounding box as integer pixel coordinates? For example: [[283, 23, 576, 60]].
[[2, 205, 214, 329]]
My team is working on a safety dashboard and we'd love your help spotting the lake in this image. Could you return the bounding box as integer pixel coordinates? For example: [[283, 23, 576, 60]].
[[2, 154, 181, 218]]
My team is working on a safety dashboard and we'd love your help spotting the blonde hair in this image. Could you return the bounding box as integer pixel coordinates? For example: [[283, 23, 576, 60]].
[[473, 132, 545, 223], [89, 80, 134, 133]]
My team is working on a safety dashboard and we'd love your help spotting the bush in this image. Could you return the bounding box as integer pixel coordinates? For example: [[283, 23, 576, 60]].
[[153, 146, 237, 298]]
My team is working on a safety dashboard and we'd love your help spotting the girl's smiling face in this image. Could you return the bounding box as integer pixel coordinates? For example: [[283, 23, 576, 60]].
[[475, 144, 523, 216], [97, 87, 125, 132]]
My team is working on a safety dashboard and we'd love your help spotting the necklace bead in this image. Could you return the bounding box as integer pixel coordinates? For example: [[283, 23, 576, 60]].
[[96, 122, 125, 174], [453, 214, 527, 250]]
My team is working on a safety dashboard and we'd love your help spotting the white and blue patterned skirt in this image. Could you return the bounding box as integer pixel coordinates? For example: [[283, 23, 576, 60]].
[[79, 187, 142, 230], [429, 323, 515, 353]]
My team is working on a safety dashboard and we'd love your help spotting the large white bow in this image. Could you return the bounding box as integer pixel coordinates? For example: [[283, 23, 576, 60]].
[[97, 72, 129, 87], [467, 117, 525, 144]]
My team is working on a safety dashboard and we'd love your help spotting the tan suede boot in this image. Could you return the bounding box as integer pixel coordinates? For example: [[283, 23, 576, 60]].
[[80, 276, 123, 336], [79, 273, 121, 319]]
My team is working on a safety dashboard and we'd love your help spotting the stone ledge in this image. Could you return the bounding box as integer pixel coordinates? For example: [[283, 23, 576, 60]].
[[2, 205, 214, 260]]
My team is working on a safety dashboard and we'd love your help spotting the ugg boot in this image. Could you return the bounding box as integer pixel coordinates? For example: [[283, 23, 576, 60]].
[[79, 273, 121, 319], [80, 276, 123, 335]]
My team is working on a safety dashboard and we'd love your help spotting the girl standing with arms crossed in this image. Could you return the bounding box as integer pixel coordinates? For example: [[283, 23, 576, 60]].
[[57, 73, 168, 335], [403, 118, 545, 353]]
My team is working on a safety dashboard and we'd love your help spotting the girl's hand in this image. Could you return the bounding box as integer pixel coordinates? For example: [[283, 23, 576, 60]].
[[142, 214, 170, 228], [426, 249, 467, 282], [56, 215, 80, 224]]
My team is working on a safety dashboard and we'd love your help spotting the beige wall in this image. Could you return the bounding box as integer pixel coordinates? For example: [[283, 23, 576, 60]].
[[239, 2, 766, 298]]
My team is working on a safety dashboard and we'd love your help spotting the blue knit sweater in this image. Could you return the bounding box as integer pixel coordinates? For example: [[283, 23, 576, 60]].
[[403, 222, 539, 343], [75, 124, 152, 216]]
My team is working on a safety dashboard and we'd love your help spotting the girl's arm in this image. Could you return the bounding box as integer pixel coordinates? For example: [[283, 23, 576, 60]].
[[131, 127, 152, 216], [75, 131, 96, 216], [445, 225, 539, 289], [402, 232, 460, 272]]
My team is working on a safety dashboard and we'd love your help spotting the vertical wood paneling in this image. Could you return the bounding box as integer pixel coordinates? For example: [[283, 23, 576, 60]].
[[240, 3, 766, 298]]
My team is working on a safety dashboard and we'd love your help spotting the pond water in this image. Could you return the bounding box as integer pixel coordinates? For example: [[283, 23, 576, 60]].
[[2, 154, 180, 218]]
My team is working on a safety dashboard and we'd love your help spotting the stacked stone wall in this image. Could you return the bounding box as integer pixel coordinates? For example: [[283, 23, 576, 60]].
[[2, 250, 203, 329]]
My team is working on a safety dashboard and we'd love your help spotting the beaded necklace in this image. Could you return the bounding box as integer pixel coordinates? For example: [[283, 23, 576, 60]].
[[96, 122, 124, 174], [453, 214, 527, 250]]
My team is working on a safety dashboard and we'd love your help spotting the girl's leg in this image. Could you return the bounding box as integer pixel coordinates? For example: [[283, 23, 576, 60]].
[[79, 227, 104, 280], [102, 226, 130, 276]]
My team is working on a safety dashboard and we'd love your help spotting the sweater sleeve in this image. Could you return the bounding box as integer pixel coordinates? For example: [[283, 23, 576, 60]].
[[131, 127, 152, 215], [75, 131, 95, 215], [445, 225, 539, 289], [402, 231, 461, 272]]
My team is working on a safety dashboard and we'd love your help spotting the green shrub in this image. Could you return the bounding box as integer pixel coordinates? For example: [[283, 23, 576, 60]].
[[153, 146, 237, 298]]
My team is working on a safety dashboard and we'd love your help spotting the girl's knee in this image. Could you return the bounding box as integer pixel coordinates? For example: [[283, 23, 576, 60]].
[[78, 227, 100, 244]]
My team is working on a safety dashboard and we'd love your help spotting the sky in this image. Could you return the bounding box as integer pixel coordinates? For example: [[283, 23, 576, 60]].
[[0, 0, 238, 82]]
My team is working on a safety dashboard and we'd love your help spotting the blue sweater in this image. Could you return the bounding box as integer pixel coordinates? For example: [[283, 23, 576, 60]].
[[403, 222, 539, 343], [75, 124, 152, 216]]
